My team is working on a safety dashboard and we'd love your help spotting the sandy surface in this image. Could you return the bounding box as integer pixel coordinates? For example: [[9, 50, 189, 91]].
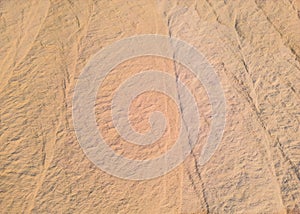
[[1, 0, 300, 213]]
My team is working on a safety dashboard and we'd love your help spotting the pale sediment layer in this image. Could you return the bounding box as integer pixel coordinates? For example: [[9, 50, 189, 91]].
[[0, 0, 299, 213]]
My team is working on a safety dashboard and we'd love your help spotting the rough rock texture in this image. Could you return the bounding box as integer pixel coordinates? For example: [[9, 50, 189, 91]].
[[0, 0, 299, 213]]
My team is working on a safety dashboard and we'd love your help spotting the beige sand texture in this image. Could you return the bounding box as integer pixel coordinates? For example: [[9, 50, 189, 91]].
[[1, 0, 300, 213]]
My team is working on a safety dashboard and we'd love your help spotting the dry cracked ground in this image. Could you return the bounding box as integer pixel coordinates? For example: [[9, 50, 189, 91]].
[[1, 0, 300, 213]]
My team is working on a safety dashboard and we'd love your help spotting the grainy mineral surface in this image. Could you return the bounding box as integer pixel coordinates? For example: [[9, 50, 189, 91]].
[[0, 0, 300, 213]]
